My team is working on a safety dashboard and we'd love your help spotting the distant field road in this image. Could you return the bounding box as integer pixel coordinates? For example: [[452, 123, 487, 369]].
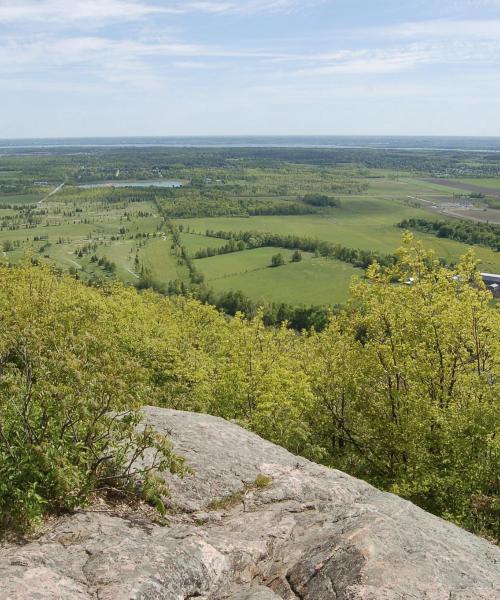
[[38, 182, 65, 206]]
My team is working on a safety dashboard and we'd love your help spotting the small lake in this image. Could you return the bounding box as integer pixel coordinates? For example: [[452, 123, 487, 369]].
[[78, 180, 182, 189]]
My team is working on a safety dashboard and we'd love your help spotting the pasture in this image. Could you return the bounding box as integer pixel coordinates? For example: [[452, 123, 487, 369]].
[[177, 197, 500, 273], [0, 193, 41, 205], [202, 252, 363, 305], [1, 148, 500, 310]]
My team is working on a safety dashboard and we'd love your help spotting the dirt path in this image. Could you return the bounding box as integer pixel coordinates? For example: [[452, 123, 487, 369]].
[[38, 182, 65, 206]]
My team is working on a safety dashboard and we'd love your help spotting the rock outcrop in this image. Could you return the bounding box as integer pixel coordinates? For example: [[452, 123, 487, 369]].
[[1, 407, 499, 599]]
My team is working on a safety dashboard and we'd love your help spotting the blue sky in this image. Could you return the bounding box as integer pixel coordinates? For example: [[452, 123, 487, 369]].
[[1, 0, 500, 137]]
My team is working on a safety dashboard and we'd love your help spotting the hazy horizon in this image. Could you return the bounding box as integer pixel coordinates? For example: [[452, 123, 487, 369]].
[[4, 135, 500, 154], [2, 1, 500, 138]]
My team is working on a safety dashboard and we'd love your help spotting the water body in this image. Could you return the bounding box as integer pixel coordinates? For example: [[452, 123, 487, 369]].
[[79, 180, 182, 189], [3, 136, 500, 152]]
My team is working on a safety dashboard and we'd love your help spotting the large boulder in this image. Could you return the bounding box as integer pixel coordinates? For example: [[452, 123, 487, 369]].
[[1, 407, 499, 599]]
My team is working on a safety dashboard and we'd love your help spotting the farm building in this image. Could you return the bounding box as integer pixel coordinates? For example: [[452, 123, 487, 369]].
[[481, 273, 500, 297]]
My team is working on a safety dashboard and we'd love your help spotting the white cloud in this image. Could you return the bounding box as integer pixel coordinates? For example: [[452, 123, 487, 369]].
[[2, 32, 500, 84], [0, 0, 316, 24], [0, 0, 176, 24], [290, 40, 500, 76], [385, 18, 500, 39]]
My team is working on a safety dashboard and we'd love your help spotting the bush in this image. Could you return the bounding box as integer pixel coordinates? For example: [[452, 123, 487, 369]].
[[0, 264, 184, 531], [302, 194, 339, 207], [271, 253, 285, 267], [1, 237, 498, 541]]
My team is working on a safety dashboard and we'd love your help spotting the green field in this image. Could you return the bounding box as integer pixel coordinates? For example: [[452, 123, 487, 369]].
[[197, 247, 302, 279], [177, 198, 500, 273], [180, 232, 227, 253], [200, 250, 363, 304], [142, 237, 190, 283], [460, 178, 500, 189], [0, 193, 41, 205], [1, 148, 500, 309]]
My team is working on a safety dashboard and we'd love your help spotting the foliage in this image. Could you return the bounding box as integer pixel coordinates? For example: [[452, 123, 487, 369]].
[[271, 253, 285, 267], [398, 217, 500, 252], [0, 263, 184, 531], [302, 194, 340, 207], [0, 235, 498, 542], [202, 228, 395, 269], [307, 236, 500, 540]]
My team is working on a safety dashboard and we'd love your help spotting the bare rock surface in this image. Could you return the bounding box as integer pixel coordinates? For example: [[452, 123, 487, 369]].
[[1, 407, 499, 599]]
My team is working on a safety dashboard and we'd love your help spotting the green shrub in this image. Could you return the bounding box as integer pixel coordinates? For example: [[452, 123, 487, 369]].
[[0, 264, 184, 531]]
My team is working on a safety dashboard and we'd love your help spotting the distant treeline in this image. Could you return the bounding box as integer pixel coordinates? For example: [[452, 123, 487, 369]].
[[5, 146, 500, 184], [166, 280, 334, 331], [398, 218, 500, 252], [198, 229, 395, 269], [161, 197, 317, 218], [159, 192, 341, 219], [302, 194, 340, 207]]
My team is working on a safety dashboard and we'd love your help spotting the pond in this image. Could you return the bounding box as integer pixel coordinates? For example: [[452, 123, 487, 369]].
[[78, 180, 182, 189]]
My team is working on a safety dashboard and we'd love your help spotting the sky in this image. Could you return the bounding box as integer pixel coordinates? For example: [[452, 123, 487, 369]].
[[1, 0, 500, 138]]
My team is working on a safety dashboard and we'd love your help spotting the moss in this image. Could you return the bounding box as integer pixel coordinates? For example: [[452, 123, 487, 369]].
[[205, 474, 273, 511], [206, 491, 244, 511]]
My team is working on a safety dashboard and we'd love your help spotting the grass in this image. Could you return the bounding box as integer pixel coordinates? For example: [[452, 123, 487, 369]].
[[460, 178, 500, 189], [180, 232, 227, 254], [142, 238, 190, 284], [211, 257, 362, 305], [196, 247, 303, 280], [2, 165, 499, 306], [0, 193, 41, 205], [94, 240, 139, 283], [196, 247, 363, 305], [177, 196, 500, 273], [0, 193, 174, 285], [205, 474, 272, 511]]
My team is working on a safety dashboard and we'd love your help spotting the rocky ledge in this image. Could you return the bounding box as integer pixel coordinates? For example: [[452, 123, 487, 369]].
[[1, 407, 499, 599]]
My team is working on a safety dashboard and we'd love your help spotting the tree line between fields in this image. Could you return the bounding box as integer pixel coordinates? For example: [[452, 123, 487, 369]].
[[136, 217, 335, 331], [398, 217, 500, 252], [193, 228, 393, 268], [1, 236, 498, 544], [157, 191, 342, 218], [142, 200, 455, 331]]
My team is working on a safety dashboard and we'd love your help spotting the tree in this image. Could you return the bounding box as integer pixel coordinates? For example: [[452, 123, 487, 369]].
[[308, 234, 500, 538], [271, 253, 285, 267], [302, 194, 339, 208], [291, 250, 302, 263]]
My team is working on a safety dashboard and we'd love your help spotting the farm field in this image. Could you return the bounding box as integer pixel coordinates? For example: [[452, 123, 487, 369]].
[[0, 193, 41, 205], [195, 247, 301, 281], [441, 207, 500, 225], [177, 206, 500, 273], [142, 237, 190, 284], [1, 145, 500, 316], [180, 232, 228, 253], [423, 178, 500, 196], [460, 177, 500, 189], [203, 252, 362, 305]]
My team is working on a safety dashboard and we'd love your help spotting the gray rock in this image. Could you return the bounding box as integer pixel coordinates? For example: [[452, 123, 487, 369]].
[[1, 407, 499, 600]]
